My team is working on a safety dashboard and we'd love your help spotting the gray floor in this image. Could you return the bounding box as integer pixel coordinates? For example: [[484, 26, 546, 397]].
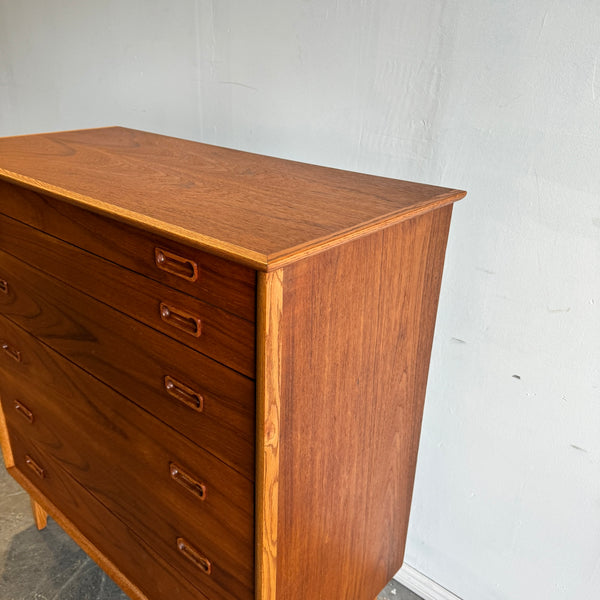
[[0, 464, 422, 600]]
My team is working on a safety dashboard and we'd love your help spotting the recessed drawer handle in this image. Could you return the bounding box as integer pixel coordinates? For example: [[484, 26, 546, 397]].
[[164, 376, 203, 412], [169, 462, 206, 501], [160, 303, 202, 337], [176, 537, 212, 575], [1, 340, 21, 362], [154, 248, 199, 282], [14, 400, 34, 423], [25, 455, 45, 479], [0, 279, 8, 294]]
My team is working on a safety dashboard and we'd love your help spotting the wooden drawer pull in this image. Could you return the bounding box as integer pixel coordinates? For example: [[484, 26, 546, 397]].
[[1, 340, 21, 362], [176, 537, 211, 574], [154, 248, 199, 282], [0, 279, 8, 294], [25, 455, 45, 479], [164, 376, 203, 411], [14, 400, 34, 423], [160, 303, 202, 337], [169, 462, 206, 500]]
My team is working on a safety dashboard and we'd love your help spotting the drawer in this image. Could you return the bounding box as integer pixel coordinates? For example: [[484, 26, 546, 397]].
[[0, 180, 256, 321], [1, 341, 254, 600], [0, 258, 255, 480], [0, 211, 254, 378], [7, 430, 212, 600]]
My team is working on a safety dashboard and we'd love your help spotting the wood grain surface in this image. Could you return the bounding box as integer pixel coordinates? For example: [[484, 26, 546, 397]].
[[0, 128, 465, 269], [272, 207, 453, 599], [0, 211, 255, 377], [0, 393, 14, 468], [255, 270, 284, 600], [0, 179, 257, 320], [0, 251, 256, 479], [6, 451, 210, 600], [0, 326, 254, 600]]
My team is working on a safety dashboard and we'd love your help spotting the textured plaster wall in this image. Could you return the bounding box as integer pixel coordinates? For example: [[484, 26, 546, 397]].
[[1, 2, 599, 599]]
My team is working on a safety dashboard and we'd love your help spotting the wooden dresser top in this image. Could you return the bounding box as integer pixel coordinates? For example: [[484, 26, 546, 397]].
[[0, 127, 465, 270]]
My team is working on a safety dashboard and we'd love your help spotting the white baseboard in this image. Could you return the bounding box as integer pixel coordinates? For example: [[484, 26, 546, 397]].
[[395, 563, 462, 600]]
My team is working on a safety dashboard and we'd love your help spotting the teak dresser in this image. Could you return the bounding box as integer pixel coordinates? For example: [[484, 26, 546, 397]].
[[0, 127, 465, 600]]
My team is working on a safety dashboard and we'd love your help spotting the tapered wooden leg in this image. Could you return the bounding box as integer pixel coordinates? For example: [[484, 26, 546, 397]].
[[30, 497, 48, 530]]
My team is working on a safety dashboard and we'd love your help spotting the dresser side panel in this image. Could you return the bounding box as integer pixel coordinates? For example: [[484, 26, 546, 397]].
[[274, 206, 453, 600]]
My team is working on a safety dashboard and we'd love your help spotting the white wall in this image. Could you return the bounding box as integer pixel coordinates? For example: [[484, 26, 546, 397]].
[[1, 2, 599, 599]]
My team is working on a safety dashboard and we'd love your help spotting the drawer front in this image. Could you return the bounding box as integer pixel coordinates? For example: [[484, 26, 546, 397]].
[[0, 180, 256, 321], [1, 336, 254, 600], [7, 429, 211, 600], [0, 211, 254, 378], [0, 255, 255, 480]]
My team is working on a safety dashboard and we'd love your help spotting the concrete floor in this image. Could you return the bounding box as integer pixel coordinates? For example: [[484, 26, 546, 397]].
[[0, 464, 422, 600]]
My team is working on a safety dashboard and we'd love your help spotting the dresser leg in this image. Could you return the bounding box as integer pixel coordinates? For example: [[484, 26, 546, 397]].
[[30, 498, 48, 530]]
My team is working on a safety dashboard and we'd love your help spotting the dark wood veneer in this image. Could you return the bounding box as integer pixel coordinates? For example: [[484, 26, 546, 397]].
[[0, 211, 255, 377], [1, 333, 254, 599], [7, 434, 211, 600], [0, 179, 257, 321], [0, 253, 255, 479]]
